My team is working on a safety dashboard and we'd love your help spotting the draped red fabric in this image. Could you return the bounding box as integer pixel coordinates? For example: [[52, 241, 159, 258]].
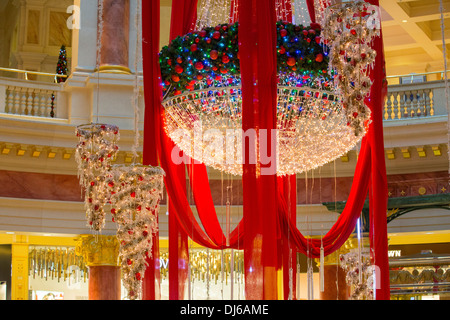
[[239, 0, 279, 300], [141, 0, 162, 300], [166, 0, 198, 300], [305, 0, 316, 23], [365, 0, 390, 300], [278, 174, 297, 299]]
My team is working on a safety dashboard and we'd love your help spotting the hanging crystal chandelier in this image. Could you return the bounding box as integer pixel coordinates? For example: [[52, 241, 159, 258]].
[[339, 250, 375, 300], [159, 1, 379, 176], [75, 123, 119, 231], [321, 0, 381, 137], [108, 164, 165, 300]]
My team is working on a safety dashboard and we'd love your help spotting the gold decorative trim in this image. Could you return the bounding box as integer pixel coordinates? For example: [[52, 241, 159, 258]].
[[75, 235, 119, 267], [97, 65, 132, 75]]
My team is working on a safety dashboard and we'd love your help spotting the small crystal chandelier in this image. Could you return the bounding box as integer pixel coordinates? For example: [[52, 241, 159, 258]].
[[339, 250, 375, 300], [321, 0, 381, 136], [108, 164, 165, 299], [75, 123, 119, 231]]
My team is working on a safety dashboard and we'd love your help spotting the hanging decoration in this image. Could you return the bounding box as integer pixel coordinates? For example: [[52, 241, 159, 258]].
[[75, 123, 119, 231], [107, 0, 165, 300], [321, 0, 380, 136], [74, 0, 121, 232], [109, 164, 164, 299], [339, 250, 375, 300], [159, 20, 367, 176], [29, 246, 88, 284]]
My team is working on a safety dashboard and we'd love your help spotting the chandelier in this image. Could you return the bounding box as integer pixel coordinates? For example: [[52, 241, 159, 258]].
[[159, 2, 379, 176], [339, 250, 376, 300], [75, 123, 119, 231], [108, 164, 165, 299]]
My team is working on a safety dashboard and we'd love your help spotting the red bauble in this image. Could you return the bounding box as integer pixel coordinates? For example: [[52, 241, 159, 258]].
[[210, 50, 219, 60], [287, 57, 296, 66], [222, 55, 230, 63], [199, 30, 207, 37], [213, 31, 221, 39], [278, 46, 286, 54], [190, 44, 197, 52], [135, 273, 141, 280], [143, 230, 149, 237], [171, 74, 180, 82], [176, 57, 183, 64], [174, 65, 183, 74], [130, 191, 136, 198], [315, 53, 324, 62], [315, 36, 321, 44], [195, 61, 204, 70], [280, 29, 287, 37]]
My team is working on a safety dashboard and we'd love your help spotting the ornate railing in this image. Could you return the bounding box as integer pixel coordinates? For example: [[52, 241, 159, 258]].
[[384, 72, 449, 121], [0, 77, 66, 119]]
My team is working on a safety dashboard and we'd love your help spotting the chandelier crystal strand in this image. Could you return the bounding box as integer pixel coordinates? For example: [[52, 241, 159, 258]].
[[322, 0, 380, 137], [107, 0, 165, 300], [196, 0, 231, 31], [74, 0, 121, 232]]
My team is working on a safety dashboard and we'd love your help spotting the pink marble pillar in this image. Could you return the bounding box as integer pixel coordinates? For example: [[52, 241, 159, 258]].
[[99, 0, 131, 74], [88, 266, 121, 300]]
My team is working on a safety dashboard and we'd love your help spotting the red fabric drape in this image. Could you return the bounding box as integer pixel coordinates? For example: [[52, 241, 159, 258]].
[[141, 0, 162, 300], [167, 0, 198, 300], [239, 0, 279, 300], [366, 0, 390, 300]]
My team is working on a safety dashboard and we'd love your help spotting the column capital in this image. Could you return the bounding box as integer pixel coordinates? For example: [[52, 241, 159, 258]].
[[75, 235, 119, 267]]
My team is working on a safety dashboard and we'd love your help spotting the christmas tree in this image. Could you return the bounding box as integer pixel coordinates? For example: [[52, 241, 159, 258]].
[[56, 45, 68, 83]]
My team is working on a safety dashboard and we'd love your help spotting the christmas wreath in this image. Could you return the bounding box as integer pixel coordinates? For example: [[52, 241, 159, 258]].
[[159, 21, 330, 97]]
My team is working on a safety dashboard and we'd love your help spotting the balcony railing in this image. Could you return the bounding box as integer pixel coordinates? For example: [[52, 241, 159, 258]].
[[384, 71, 449, 121], [0, 67, 448, 124]]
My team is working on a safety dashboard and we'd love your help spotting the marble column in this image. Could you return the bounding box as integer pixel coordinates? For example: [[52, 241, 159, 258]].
[[319, 255, 350, 300], [76, 235, 121, 300], [99, 0, 131, 74]]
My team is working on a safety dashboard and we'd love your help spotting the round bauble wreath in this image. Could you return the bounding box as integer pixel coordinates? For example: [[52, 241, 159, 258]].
[[159, 21, 330, 97]]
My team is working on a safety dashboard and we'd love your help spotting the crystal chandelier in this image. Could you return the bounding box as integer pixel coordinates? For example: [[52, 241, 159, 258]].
[[321, 0, 381, 136], [339, 250, 376, 300], [108, 164, 165, 299], [159, 1, 379, 176], [75, 123, 119, 231]]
